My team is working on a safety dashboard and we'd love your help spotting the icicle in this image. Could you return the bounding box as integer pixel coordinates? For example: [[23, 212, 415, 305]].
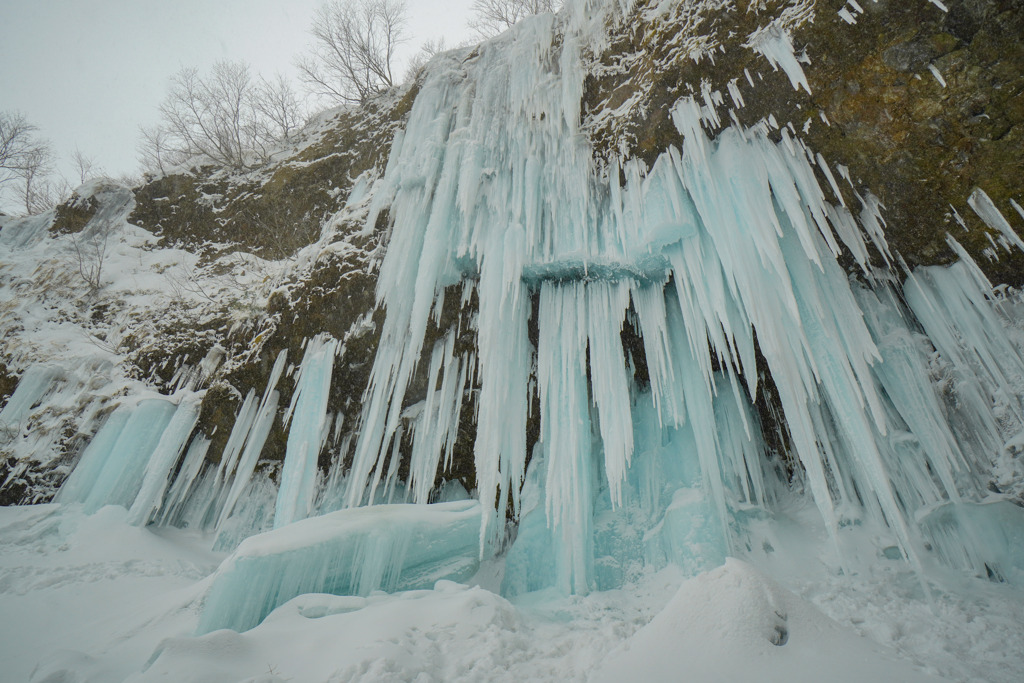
[[216, 390, 260, 487], [128, 392, 203, 525], [217, 349, 288, 529], [747, 27, 812, 95], [586, 279, 633, 505], [158, 435, 212, 526], [968, 187, 1024, 254], [0, 366, 62, 437], [57, 399, 179, 512], [408, 331, 467, 504], [538, 282, 595, 594], [275, 336, 338, 528]]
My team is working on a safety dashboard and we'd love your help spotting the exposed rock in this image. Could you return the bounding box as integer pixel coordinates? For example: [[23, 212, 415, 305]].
[[583, 0, 1024, 283]]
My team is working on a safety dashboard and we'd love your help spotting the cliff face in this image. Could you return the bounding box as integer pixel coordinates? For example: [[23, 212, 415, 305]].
[[583, 0, 1024, 281], [1, 0, 1022, 515]]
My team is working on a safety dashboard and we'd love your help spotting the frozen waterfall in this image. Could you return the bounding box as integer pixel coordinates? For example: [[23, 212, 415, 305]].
[[35, 2, 1024, 631]]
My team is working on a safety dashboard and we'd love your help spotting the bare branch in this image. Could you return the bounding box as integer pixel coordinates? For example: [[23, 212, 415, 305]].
[[404, 37, 447, 82], [468, 0, 560, 39], [253, 73, 307, 143], [146, 61, 308, 173], [70, 148, 103, 184], [297, 0, 408, 106], [71, 226, 110, 293]]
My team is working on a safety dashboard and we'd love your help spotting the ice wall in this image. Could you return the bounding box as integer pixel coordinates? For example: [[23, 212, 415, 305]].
[[275, 335, 337, 528], [56, 392, 200, 515], [27, 1, 1024, 601], [337, 7, 1024, 595], [0, 365, 63, 438], [197, 500, 482, 634]]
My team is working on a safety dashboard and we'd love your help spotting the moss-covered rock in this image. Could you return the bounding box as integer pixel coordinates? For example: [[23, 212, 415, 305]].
[[129, 86, 419, 263], [50, 194, 99, 236]]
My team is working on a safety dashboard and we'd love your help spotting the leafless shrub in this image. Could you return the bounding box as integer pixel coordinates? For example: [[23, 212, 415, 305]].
[[70, 148, 103, 184], [404, 37, 447, 82], [254, 74, 307, 143], [140, 61, 307, 174], [70, 226, 111, 293], [1, 111, 68, 214]]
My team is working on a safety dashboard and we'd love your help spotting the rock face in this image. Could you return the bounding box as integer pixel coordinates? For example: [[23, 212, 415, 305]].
[[0, 0, 1022, 521], [583, 0, 1024, 283]]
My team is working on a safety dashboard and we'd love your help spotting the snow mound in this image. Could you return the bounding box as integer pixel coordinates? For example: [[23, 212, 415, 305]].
[[590, 558, 946, 683], [139, 584, 523, 683]]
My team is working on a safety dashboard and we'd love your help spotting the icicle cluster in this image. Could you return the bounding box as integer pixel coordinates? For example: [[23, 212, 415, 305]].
[[335, 11, 1024, 592], [41, 3, 1024, 605]]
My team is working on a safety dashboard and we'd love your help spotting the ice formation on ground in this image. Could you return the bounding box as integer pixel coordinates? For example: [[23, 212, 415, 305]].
[[198, 500, 482, 634]]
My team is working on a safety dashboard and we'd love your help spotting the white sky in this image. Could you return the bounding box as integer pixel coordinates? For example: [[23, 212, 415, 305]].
[[0, 0, 477, 185]]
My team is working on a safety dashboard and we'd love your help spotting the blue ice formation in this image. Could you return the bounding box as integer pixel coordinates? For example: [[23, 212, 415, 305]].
[[38, 0, 1024, 621], [56, 393, 201, 520], [197, 500, 482, 634], [275, 335, 337, 529], [336, 7, 1024, 597]]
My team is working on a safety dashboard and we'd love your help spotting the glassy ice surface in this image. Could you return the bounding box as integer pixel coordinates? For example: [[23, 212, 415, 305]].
[[197, 500, 482, 633], [56, 396, 196, 514]]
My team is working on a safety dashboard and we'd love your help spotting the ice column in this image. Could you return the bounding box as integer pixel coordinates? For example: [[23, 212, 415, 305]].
[[56, 396, 183, 514], [127, 391, 203, 525], [538, 282, 596, 594], [275, 336, 338, 528]]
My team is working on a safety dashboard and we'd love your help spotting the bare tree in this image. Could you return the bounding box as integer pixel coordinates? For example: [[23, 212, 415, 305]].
[[137, 124, 178, 177], [71, 225, 111, 293], [145, 61, 307, 173], [298, 0, 408, 105], [1, 111, 55, 212], [468, 0, 561, 39], [404, 37, 447, 82], [18, 144, 66, 215], [70, 148, 103, 184], [253, 73, 307, 143], [1, 112, 39, 180], [157, 61, 259, 170]]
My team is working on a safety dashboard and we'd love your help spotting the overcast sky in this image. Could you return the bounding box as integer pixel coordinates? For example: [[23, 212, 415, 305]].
[[0, 0, 477, 186]]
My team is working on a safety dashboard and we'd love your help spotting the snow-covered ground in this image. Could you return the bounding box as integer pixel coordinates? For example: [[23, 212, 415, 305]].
[[2, 501, 1022, 683]]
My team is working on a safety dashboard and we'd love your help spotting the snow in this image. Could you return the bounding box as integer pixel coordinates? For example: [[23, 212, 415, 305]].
[[2, 502, 1023, 683], [591, 559, 944, 683]]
